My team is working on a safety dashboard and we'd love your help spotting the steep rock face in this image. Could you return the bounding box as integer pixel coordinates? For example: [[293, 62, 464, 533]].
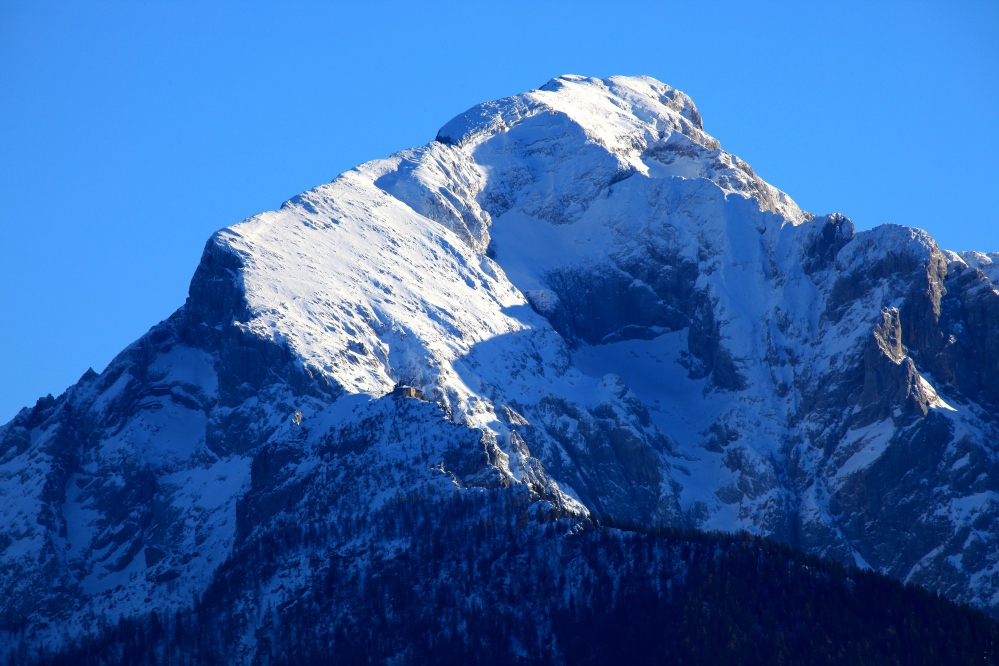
[[785, 225, 999, 604], [2, 74, 999, 655]]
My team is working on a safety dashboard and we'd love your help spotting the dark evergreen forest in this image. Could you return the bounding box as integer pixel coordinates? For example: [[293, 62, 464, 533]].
[[16, 490, 998, 665]]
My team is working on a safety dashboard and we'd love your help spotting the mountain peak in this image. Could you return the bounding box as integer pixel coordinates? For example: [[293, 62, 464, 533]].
[[4, 74, 999, 659], [437, 73, 711, 152], [542, 74, 704, 130]]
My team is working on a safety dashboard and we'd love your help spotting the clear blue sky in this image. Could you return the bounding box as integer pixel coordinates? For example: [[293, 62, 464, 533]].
[[1, 1, 997, 421]]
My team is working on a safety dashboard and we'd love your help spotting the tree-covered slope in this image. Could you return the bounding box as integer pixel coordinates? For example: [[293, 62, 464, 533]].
[[22, 499, 998, 665]]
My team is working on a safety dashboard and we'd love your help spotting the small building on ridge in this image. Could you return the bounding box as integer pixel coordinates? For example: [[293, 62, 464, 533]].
[[392, 384, 427, 401]]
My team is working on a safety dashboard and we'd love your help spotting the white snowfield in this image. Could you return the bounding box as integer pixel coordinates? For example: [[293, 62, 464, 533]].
[[3, 74, 999, 650], [229, 74, 810, 428]]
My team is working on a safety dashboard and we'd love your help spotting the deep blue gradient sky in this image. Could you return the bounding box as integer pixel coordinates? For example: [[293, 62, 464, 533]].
[[1, 1, 997, 421]]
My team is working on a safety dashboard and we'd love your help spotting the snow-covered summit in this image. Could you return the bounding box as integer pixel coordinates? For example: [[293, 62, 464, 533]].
[[4, 75, 999, 656], [438, 75, 710, 151], [216, 75, 809, 420], [435, 74, 807, 224]]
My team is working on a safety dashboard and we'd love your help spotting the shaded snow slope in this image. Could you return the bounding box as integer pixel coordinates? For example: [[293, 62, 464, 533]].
[[3, 75, 999, 655]]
